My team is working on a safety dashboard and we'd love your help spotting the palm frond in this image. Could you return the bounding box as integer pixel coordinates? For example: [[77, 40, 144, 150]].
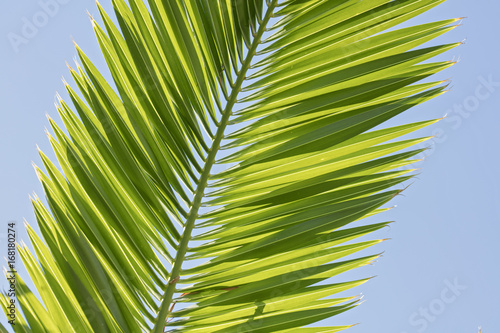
[[2, 0, 460, 332]]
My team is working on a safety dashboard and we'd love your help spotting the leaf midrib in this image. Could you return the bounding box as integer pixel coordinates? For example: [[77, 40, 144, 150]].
[[152, 1, 279, 331]]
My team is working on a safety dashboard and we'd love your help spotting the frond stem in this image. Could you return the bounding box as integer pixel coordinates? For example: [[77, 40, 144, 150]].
[[152, 1, 279, 331]]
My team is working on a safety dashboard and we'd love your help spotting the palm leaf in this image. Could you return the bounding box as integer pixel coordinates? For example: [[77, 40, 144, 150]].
[[2, 0, 460, 332]]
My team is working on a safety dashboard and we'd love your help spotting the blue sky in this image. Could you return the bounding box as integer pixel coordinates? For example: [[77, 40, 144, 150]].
[[1, 0, 499, 332]]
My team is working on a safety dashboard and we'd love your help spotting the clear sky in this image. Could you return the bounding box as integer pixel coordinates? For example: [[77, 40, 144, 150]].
[[1, 0, 499, 332]]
